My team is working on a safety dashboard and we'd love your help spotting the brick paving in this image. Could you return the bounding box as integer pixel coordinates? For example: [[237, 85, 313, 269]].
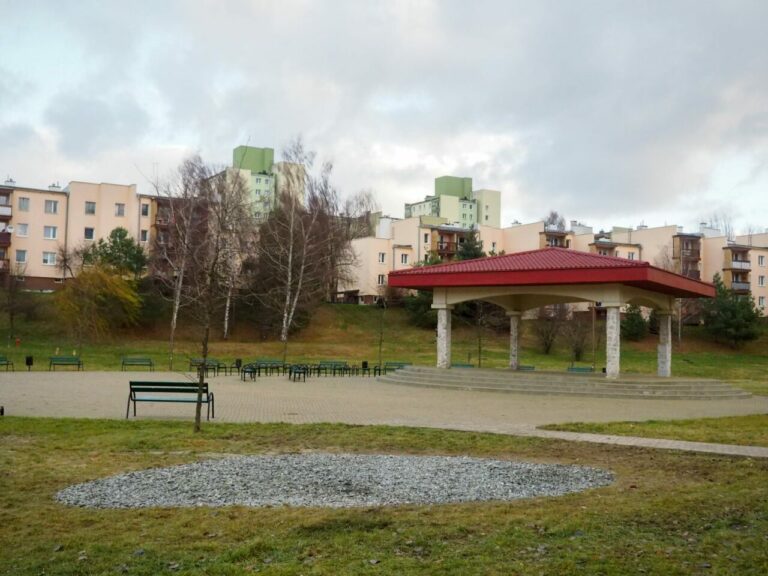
[[1, 371, 767, 458]]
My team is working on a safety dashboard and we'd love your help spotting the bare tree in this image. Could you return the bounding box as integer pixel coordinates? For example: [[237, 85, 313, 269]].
[[151, 157, 210, 370], [247, 138, 344, 360], [543, 210, 566, 231], [561, 306, 591, 363], [532, 304, 568, 354]]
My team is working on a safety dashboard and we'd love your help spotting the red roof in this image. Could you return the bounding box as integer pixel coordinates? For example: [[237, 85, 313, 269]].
[[388, 247, 715, 298]]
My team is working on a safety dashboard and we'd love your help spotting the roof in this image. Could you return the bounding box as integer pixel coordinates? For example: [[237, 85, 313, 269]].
[[388, 247, 715, 298]]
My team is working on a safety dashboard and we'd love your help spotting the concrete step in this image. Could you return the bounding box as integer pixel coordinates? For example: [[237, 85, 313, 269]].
[[377, 367, 751, 400]]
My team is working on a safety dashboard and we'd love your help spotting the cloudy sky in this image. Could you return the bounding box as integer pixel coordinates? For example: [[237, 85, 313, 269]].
[[1, 0, 767, 234]]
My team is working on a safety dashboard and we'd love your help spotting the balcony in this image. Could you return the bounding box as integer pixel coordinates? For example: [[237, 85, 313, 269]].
[[0, 259, 8, 271], [0, 205, 11, 220], [728, 260, 751, 270], [731, 282, 751, 292], [682, 269, 701, 280], [0, 232, 10, 248], [437, 241, 458, 253], [679, 248, 700, 259]]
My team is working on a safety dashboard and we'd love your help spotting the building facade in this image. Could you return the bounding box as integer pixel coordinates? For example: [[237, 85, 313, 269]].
[[0, 179, 152, 290], [404, 176, 501, 229]]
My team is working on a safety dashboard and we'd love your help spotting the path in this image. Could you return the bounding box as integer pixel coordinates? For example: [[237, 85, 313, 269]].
[[1, 371, 767, 457]]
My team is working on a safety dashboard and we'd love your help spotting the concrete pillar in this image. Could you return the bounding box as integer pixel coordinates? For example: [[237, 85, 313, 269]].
[[508, 312, 521, 370], [657, 312, 672, 377], [605, 306, 621, 379], [436, 307, 452, 369]]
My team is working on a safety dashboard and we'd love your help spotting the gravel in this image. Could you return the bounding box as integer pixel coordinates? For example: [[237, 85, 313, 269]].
[[55, 453, 613, 509]]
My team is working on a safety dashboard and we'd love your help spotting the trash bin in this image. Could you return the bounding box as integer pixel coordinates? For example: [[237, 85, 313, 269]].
[[25, 356, 33, 371], [362, 360, 369, 370]]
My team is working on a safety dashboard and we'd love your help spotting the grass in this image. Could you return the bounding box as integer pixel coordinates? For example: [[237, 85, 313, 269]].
[[1, 302, 767, 392], [1, 417, 768, 575], [542, 414, 768, 447]]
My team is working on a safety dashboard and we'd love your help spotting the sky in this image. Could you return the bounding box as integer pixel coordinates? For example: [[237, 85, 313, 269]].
[[1, 0, 767, 235]]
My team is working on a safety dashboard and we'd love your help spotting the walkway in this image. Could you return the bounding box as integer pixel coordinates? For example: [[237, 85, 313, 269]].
[[1, 371, 767, 458]]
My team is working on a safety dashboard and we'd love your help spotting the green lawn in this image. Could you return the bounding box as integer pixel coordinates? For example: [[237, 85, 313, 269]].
[[1, 417, 767, 575], [542, 414, 768, 447], [1, 303, 766, 392]]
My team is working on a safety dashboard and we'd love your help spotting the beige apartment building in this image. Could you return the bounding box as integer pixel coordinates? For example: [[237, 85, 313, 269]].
[[344, 215, 768, 316], [0, 179, 153, 290]]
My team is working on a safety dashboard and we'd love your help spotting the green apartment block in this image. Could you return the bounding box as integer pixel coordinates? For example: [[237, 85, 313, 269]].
[[434, 176, 473, 198], [404, 175, 500, 228], [231, 146, 277, 219], [233, 146, 274, 174]]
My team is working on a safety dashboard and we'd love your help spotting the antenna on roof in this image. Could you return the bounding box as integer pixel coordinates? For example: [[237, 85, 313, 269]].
[[3, 176, 15, 186]]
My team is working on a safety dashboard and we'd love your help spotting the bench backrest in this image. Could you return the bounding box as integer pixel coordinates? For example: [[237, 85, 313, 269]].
[[50, 356, 80, 362], [130, 381, 208, 394]]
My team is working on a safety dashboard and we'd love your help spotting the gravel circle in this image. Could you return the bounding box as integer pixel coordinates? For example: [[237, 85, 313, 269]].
[[56, 453, 614, 509]]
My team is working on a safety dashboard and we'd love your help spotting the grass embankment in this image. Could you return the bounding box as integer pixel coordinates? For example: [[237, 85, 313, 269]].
[[1, 417, 767, 575], [1, 301, 766, 390], [543, 414, 768, 448]]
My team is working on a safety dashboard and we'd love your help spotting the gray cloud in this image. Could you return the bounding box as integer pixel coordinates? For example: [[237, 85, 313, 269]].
[[2, 0, 767, 232]]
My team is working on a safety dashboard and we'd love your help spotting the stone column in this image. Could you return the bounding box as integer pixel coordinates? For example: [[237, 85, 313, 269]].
[[508, 312, 521, 370], [657, 312, 672, 377], [436, 306, 453, 369], [605, 306, 621, 379]]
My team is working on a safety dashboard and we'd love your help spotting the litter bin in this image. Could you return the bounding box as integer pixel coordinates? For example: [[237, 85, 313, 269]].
[[25, 356, 33, 371]]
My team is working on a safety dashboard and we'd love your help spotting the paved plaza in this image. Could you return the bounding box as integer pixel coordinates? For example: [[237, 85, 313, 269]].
[[2, 371, 767, 458]]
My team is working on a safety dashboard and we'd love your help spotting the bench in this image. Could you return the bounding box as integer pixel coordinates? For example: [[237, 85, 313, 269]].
[[288, 364, 309, 382], [0, 356, 14, 371], [189, 358, 227, 376], [567, 366, 594, 373], [314, 360, 348, 376], [373, 362, 412, 376], [451, 363, 474, 368], [49, 356, 83, 371], [517, 365, 535, 371], [121, 356, 154, 371], [126, 381, 214, 420]]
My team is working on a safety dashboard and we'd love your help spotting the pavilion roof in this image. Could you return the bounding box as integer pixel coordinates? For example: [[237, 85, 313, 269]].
[[388, 247, 715, 298]]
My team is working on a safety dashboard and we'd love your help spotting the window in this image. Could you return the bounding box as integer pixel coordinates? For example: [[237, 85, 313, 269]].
[[378, 252, 385, 263], [115, 203, 125, 217], [400, 254, 408, 264], [16, 223, 28, 237], [44, 200, 58, 214], [42, 251, 56, 265], [492, 242, 497, 252], [759, 255, 765, 267], [255, 178, 261, 184], [43, 226, 57, 240], [423, 233, 429, 243], [377, 274, 386, 286], [141, 203, 149, 217], [485, 215, 488, 221], [18, 197, 29, 211], [140, 229, 148, 243], [462, 213, 466, 219], [84, 227, 94, 240], [15, 249, 26, 263], [759, 276, 766, 287], [759, 296, 765, 308], [85, 201, 96, 215], [628, 252, 635, 260]]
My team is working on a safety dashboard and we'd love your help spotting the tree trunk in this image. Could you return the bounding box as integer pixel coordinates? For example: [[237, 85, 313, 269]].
[[223, 282, 233, 340], [195, 323, 209, 433], [169, 265, 185, 371]]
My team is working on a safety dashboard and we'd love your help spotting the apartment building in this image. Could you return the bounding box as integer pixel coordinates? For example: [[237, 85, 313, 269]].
[[344, 212, 768, 315], [404, 176, 501, 229], [0, 179, 152, 290], [228, 145, 305, 221]]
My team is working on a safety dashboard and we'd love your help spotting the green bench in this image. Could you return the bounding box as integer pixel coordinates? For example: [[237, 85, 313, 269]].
[[567, 366, 594, 373], [189, 358, 228, 376], [0, 356, 14, 371], [126, 381, 215, 420], [451, 363, 474, 368], [374, 362, 412, 376], [49, 356, 83, 371], [517, 365, 535, 371], [121, 357, 154, 371], [315, 360, 348, 376]]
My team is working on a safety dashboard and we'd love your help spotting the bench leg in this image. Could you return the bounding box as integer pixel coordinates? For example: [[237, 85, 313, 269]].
[[210, 393, 215, 419], [126, 394, 132, 419]]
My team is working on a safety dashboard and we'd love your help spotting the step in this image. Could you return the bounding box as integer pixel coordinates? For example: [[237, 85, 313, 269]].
[[376, 368, 751, 400]]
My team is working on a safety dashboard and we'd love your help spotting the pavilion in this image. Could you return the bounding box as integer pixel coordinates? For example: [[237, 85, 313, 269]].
[[388, 247, 715, 378]]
